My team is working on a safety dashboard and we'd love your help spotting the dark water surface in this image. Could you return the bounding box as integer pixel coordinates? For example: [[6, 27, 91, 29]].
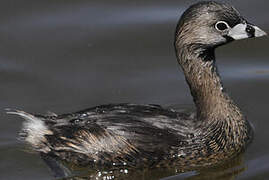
[[0, 0, 269, 179]]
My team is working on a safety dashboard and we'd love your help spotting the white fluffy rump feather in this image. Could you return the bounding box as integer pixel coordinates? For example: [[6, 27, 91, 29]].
[[7, 110, 52, 152]]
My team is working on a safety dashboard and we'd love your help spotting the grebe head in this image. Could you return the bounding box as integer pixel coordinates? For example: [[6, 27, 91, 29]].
[[175, 1, 267, 50]]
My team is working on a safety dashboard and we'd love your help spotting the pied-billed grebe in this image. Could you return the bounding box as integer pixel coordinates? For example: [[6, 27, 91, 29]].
[[9, 0, 266, 176]]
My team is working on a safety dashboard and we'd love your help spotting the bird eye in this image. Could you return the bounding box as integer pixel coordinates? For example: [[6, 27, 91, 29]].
[[215, 21, 230, 31]]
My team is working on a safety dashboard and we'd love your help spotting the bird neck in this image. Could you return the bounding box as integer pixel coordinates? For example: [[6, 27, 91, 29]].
[[176, 45, 241, 121]]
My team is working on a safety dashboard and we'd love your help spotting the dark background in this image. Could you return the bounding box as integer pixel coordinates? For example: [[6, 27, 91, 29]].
[[0, 0, 268, 179]]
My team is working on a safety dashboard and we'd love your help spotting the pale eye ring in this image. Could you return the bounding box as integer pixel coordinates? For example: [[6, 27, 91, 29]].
[[215, 21, 230, 31]]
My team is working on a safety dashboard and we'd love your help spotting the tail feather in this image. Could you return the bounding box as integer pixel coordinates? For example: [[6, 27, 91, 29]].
[[7, 110, 53, 153]]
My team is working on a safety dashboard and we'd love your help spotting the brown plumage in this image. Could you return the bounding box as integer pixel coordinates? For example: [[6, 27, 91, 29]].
[[8, 1, 266, 179]]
